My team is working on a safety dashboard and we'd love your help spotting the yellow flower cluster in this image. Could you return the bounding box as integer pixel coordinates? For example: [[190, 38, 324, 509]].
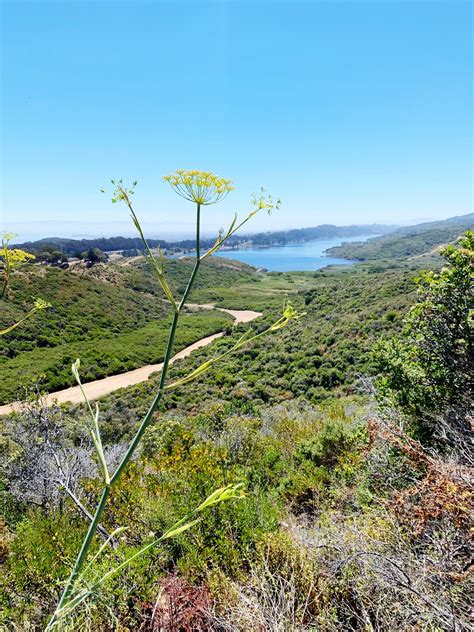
[[1, 232, 37, 300], [163, 169, 234, 205], [5, 248, 35, 265], [1, 232, 36, 268]]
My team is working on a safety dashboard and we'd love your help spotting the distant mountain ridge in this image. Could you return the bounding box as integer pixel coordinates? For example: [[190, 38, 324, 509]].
[[12, 223, 396, 256], [326, 213, 473, 261]]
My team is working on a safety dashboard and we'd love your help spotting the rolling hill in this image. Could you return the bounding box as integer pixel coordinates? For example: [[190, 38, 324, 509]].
[[326, 212, 473, 261]]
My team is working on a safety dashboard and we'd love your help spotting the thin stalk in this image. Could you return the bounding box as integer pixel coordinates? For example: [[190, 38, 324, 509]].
[[111, 203, 201, 482], [109, 309, 179, 484], [1, 242, 11, 299], [0, 274, 8, 299], [52, 486, 110, 621], [1, 306, 37, 336], [120, 187, 177, 311], [48, 200, 203, 630], [179, 203, 201, 308], [62, 486, 112, 542], [73, 376, 109, 485]]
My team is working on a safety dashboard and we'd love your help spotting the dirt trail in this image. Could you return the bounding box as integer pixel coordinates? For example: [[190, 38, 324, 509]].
[[217, 308, 263, 323], [409, 244, 444, 260], [0, 307, 262, 415]]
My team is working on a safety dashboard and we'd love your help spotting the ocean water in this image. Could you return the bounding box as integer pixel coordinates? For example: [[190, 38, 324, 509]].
[[213, 235, 376, 272]]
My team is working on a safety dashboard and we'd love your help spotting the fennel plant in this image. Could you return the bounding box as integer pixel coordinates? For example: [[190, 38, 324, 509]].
[[46, 171, 302, 629]]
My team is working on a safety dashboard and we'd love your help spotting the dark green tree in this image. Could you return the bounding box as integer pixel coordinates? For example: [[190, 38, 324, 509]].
[[83, 247, 108, 265], [375, 231, 473, 449]]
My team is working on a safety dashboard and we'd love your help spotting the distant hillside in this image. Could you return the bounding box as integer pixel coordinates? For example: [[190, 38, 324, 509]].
[[326, 213, 473, 261], [13, 223, 396, 257], [235, 223, 395, 246]]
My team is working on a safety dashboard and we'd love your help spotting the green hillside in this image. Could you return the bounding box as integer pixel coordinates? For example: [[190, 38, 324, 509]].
[[0, 259, 250, 402], [52, 265, 415, 443], [326, 212, 473, 261], [2, 232, 472, 631]]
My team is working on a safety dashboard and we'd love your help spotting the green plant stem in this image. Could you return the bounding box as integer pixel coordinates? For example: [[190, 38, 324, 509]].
[[109, 309, 179, 485], [52, 487, 110, 621], [111, 203, 200, 482], [47, 201, 203, 630], [0, 275, 8, 299], [180, 203, 201, 307]]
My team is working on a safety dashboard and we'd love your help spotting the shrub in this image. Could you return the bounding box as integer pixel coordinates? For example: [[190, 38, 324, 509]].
[[294, 418, 357, 468], [2, 511, 85, 627], [375, 231, 474, 449]]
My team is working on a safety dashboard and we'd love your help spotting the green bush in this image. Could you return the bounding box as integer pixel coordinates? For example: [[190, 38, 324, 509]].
[[375, 231, 473, 447], [294, 418, 357, 468], [2, 511, 85, 627]]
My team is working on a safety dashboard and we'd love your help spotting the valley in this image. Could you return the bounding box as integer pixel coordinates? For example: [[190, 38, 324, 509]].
[[1, 215, 472, 630]]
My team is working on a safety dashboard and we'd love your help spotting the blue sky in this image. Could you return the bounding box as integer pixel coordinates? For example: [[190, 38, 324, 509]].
[[1, 0, 472, 240]]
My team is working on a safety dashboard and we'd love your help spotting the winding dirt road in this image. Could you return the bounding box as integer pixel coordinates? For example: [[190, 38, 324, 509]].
[[0, 307, 262, 415]]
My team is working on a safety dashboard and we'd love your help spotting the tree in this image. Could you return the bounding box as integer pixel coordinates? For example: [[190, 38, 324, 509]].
[[375, 231, 473, 450], [83, 247, 107, 265]]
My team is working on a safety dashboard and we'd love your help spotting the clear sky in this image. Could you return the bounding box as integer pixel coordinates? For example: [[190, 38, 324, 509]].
[[1, 0, 472, 240]]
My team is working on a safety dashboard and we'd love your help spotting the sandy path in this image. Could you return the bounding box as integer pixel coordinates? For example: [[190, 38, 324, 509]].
[[218, 308, 263, 323], [0, 307, 261, 415], [409, 244, 444, 259]]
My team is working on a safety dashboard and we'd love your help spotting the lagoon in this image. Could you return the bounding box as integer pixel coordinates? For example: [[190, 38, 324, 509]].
[[214, 234, 375, 272]]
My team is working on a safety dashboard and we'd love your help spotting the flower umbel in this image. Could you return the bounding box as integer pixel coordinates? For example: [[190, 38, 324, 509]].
[[1, 232, 36, 300], [104, 180, 178, 309], [163, 169, 234, 205], [33, 297, 51, 310], [251, 188, 281, 214]]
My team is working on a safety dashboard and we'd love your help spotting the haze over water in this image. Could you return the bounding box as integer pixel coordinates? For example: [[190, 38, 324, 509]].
[[214, 235, 376, 272]]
